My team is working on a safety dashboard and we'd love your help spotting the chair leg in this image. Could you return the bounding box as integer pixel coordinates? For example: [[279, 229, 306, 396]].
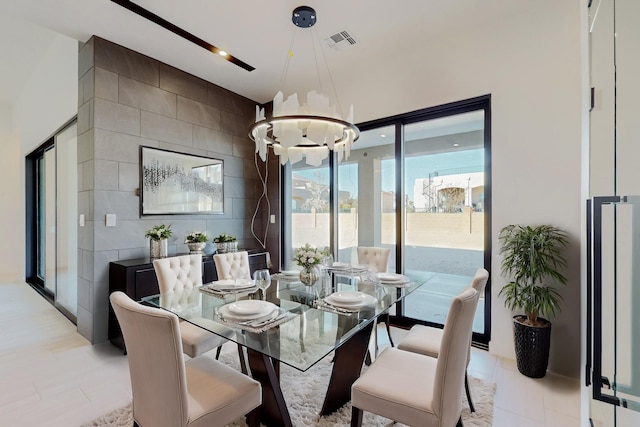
[[215, 345, 222, 360], [465, 370, 475, 412], [351, 405, 363, 427], [237, 343, 248, 375], [456, 416, 463, 427], [246, 407, 260, 427]]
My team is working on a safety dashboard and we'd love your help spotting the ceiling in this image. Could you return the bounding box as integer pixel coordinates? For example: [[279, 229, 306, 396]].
[[0, 0, 524, 122]]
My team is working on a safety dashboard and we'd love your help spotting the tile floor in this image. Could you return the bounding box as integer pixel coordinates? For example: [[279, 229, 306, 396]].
[[0, 282, 581, 426]]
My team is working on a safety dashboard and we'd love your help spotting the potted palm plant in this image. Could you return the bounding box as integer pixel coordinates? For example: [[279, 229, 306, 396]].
[[498, 224, 569, 378]]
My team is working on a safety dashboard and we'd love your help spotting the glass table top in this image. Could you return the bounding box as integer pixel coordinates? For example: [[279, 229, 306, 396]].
[[142, 272, 424, 372]]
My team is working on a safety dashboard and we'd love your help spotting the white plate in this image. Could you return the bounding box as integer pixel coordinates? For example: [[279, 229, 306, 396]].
[[325, 293, 377, 309], [377, 273, 410, 283], [228, 300, 273, 315], [329, 291, 366, 304], [331, 262, 350, 269], [219, 301, 277, 320], [280, 270, 299, 276], [208, 279, 255, 290]]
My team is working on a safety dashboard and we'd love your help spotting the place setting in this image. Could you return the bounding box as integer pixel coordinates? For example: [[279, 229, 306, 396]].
[[315, 290, 377, 315], [216, 299, 296, 332], [200, 278, 257, 297]]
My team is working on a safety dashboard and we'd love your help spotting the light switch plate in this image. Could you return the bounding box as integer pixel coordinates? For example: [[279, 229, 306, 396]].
[[106, 214, 116, 227], [270, 214, 276, 223], [79, 214, 85, 227]]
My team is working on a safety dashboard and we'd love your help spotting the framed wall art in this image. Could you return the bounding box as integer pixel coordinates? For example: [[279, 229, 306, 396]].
[[140, 146, 224, 215]]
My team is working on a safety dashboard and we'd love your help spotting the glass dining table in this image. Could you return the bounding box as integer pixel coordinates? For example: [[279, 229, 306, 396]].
[[142, 270, 424, 427]]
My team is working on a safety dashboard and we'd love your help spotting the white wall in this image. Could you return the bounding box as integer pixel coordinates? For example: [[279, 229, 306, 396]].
[[0, 31, 77, 282], [340, 1, 584, 377]]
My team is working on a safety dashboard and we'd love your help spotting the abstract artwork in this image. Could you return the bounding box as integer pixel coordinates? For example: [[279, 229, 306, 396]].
[[140, 146, 224, 215]]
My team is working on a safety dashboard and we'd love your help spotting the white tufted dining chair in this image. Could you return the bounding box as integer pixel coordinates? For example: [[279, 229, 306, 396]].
[[357, 246, 394, 349], [109, 291, 261, 427], [153, 254, 235, 359], [351, 287, 479, 427], [397, 267, 489, 413], [357, 246, 391, 273], [213, 251, 252, 280]]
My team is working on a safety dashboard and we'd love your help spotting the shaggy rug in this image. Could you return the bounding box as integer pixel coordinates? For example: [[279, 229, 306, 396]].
[[83, 352, 495, 427]]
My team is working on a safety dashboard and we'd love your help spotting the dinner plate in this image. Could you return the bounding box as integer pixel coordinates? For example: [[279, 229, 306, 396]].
[[280, 270, 299, 276], [219, 301, 277, 320], [331, 262, 350, 269], [325, 293, 377, 309], [377, 273, 410, 284], [329, 291, 366, 304], [207, 279, 255, 290], [228, 300, 273, 315]]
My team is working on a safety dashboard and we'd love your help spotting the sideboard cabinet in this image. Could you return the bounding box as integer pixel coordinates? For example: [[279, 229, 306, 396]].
[[108, 249, 269, 350]]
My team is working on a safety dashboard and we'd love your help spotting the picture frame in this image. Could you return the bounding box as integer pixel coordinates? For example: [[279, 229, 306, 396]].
[[140, 146, 224, 215]]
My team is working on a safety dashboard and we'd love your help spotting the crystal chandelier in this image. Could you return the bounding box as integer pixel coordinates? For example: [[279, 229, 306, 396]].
[[249, 6, 360, 166]]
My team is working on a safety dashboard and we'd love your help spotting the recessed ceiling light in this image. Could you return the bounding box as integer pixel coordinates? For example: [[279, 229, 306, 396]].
[[453, 143, 460, 147], [218, 50, 228, 57], [380, 134, 386, 138]]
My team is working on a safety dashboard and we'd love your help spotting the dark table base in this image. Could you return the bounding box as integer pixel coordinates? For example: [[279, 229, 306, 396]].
[[246, 321, 375, 426]]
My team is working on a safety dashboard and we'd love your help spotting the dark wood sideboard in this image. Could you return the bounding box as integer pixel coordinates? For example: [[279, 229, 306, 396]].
[[108, 249, 270, 350]]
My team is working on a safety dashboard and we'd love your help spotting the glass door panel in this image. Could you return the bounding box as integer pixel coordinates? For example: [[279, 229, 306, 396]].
[[44, 147, 56, 294], [55, 123, 78, 317], [402, 111, 486, 334], [337, 125, 396, 266], [288, 157, 330, 268]]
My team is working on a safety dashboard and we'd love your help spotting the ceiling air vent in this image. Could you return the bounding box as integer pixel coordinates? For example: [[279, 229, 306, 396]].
[[324, 29, 358, 50]]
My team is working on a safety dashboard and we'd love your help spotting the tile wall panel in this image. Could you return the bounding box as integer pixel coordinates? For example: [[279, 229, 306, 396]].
[[140, 110, 192, 145], [177, 96, 221, 129], [119, 76, 176, 118], [94, 38, 158, 86], [94, 67, 118, 102], [78, 36, 271, 344]]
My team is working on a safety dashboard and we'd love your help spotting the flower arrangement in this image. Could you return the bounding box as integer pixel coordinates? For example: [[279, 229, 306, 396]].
[[294, 243, 323, 269], [145, 224, 172, 241], [213, 233, 237, 243], [185, 231, 208, 243]]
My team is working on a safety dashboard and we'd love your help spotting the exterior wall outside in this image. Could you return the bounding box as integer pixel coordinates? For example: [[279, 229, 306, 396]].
[[291, 210, 483, 251], [76, 37, 264, 343]]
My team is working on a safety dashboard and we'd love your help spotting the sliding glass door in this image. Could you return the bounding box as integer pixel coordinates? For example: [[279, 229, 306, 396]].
[[282, 96, 491, 344], [26, 120, 78, 321]]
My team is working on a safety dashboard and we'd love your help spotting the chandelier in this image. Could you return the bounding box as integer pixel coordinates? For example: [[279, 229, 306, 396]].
[[249, 6, 360, 166]]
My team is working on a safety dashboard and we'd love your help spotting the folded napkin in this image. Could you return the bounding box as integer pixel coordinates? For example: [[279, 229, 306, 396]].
[[200, 283, 258, 297], [314, 299, 359, 315]]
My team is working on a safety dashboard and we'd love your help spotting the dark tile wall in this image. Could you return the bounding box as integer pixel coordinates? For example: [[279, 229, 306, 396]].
[[77, 36, 271, 343]]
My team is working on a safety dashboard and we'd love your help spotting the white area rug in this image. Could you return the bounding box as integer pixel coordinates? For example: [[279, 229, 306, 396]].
[[83, 352, 495, 427]]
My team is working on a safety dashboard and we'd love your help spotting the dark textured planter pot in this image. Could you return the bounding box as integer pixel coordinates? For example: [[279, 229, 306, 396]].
[[513, 315, 551, 378]]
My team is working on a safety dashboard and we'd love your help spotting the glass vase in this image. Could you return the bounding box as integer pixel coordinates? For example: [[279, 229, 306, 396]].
[[299, 265, 321, 286], [150, 238, 168, 258]]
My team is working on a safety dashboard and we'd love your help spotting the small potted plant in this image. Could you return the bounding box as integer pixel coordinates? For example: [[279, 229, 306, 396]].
[[498, 224, 569, 378], [213, 233, 237, 253], [145, 224, 172, 258], [185, 231, 208, 254], [294, 243, 323, 285]]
